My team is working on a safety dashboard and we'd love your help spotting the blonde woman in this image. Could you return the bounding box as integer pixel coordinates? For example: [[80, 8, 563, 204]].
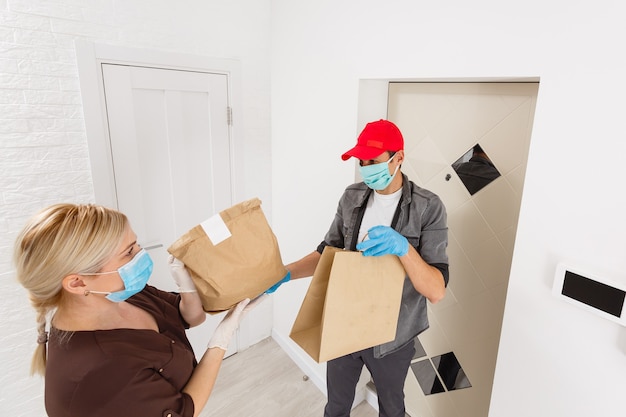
[[14, 203, 263, 417]]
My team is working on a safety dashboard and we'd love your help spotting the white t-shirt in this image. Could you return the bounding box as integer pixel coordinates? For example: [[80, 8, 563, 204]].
[[358, 187, 402, 243]]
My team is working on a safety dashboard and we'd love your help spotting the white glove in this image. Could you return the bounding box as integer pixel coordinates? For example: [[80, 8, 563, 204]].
[[208, 294, 269, 350], [168, 255, 197, 293]]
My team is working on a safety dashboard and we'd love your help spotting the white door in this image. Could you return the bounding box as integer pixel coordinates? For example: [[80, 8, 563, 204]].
[[387, 82, 539, 417], [101, 63, 237, 358]]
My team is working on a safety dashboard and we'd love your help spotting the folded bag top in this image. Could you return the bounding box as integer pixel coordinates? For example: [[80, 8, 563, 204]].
[[168, 198, 287, 313]]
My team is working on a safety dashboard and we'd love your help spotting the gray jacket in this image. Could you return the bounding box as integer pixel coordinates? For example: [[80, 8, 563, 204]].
[[317, 173, 449, 358]]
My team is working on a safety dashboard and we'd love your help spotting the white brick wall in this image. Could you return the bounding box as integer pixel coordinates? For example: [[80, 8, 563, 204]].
[[0, 1, 271, 415]]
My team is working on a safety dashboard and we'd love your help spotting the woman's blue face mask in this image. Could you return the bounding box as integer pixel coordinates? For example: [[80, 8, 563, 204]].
[[83, 249, 153, 302], [359, 153, 399, 190]]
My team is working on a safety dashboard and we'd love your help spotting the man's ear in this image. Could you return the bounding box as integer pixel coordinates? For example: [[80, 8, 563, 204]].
[[62, 274, 87, 295], [396, 150, 405, 165]]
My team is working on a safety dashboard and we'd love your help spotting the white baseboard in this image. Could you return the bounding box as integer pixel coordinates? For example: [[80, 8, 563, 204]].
[[270, 330, 375, 411], [364, 384, 380, 412], [271, 330, 326, 394]]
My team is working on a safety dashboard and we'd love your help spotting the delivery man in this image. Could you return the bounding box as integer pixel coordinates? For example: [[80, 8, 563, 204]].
[[285, 119, 449, 417]]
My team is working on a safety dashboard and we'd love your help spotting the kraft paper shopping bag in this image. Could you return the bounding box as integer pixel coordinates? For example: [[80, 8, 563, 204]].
[[289, 246, 405, 362], [167, 198, 287, 312]]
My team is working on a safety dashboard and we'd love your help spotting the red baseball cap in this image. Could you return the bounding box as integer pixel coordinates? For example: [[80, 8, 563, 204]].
[[341, 119, 404, 161]]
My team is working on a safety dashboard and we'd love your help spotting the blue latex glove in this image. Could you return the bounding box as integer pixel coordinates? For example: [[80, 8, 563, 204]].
[[265, 271, 291, 294], [356, 225, 409, 257]]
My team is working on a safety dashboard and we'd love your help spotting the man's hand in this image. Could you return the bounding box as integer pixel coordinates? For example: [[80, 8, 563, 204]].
[[265, 271, 291, 294], [356, 225, 409, 257]]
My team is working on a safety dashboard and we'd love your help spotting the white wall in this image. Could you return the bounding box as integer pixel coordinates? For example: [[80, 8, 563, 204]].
[[0, 1, 271, 415], [3, 1, 626, 416], [270, 1, 626, 416]]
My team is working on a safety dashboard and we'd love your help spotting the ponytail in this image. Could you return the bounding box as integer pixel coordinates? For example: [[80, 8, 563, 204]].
[[29, 297, 55, 376]]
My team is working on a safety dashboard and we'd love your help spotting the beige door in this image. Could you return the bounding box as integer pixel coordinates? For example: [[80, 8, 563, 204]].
[[101, 63, 237, 358], [387, 82, 539, 417]]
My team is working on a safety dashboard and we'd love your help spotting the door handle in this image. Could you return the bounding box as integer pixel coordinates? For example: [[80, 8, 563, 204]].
[[144, 244, 163, 251]]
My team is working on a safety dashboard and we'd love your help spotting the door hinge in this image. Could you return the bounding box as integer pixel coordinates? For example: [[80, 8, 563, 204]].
[[227, 106, 233, 126]]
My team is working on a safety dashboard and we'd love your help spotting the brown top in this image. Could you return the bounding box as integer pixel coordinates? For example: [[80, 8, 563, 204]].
[[45, 285, 197, 417]]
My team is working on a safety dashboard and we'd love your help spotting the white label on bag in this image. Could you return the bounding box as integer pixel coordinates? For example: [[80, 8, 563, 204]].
[[201, 213, 231, 245]]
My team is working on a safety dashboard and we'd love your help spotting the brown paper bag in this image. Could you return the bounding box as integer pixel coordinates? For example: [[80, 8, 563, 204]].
[[289, 246, 406, 363], [167, 198, 287, 313]]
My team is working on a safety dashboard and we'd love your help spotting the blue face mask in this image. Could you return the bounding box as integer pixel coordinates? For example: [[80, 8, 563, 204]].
[[85, 249, 153, 302], [359, 153, 400, 190]]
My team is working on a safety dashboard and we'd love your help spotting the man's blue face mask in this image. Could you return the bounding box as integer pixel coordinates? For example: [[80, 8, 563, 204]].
[[84, 249, 153, 302], [359, 153, 399, 190]]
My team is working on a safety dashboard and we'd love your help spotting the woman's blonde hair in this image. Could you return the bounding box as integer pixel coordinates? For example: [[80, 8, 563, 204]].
[[13, 203, 128, 376]]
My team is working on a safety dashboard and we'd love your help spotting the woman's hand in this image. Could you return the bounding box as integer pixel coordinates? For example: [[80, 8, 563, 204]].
[[168, 255, 198, 293], [208, 294, 268, 350]]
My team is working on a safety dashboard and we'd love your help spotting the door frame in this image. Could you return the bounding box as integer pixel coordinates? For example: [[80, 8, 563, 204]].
[[75, 40, 245, 209], [357, 76, 539, 143], [356, 76, 540, 414]]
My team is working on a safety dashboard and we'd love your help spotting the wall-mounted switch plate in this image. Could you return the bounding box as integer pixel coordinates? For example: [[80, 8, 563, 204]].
[[553, 263, 626, 326]]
